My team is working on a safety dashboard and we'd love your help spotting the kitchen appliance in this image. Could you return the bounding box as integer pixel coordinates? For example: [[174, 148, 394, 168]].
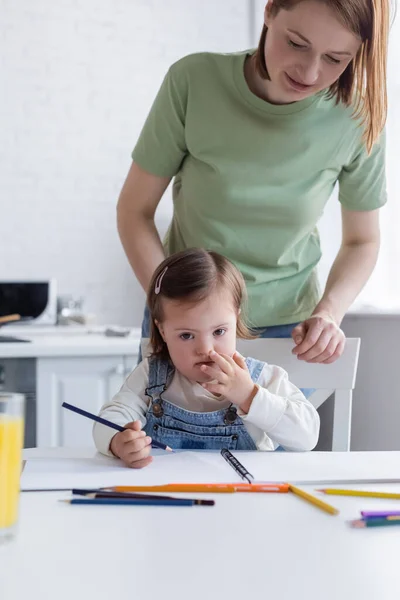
[[0, 280, 57, 326]]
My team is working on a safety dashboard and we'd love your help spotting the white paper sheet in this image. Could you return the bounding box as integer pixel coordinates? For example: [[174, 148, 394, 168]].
[[226, 450, 400, 485], [20, 450, 239, 490], [20, 449, 400, 490]]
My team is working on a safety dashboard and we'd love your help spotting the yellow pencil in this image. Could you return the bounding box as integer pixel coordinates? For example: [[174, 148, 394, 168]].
[[317, 489, 400, 500], [289, 484, 339, 516]]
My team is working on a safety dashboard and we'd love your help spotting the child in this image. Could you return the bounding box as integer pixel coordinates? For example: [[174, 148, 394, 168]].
[[93, 248, 320, 468]]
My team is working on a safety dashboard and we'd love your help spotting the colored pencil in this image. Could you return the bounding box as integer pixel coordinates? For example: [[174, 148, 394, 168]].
[[288, 484, 339, 516], [229, 483, 289, 492], [108, 483, 289, 494], [317, 488, 400, 500], [21, 489, 72, 492], [361, 510, 400, 519], [22, 482, 289, 494], [71, 488, 216, 502], [72, 489, 184, 500], [21, 487, 198, 498], [351, 518, 400, 528], [61, 401, 172, 451], [295, 478, 400, 485], [60, 498, 214, 507]]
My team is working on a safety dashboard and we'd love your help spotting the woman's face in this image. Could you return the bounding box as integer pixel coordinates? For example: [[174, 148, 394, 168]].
[[262, 0, 362, 104]]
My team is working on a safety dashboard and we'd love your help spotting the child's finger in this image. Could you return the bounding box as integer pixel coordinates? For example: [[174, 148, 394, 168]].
[[219, 352, 238, 369], [120, 427, 146, 445], [200, 364, 227, 382], [124, 420, 143, 432], [125, 434, 152, 453], [209, 351, 232, 374], [233, 351, 247, 368], [124, 444, 151, 462]]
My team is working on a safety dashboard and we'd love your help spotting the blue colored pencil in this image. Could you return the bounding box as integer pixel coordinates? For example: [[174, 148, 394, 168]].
[[61, 498, 214, 507], [61, 401, 172, 451], [72, 489, 215, 504], [72, 488, 179, 500]]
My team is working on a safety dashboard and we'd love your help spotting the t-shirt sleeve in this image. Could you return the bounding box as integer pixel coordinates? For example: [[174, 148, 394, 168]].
[[132, 62, 188, 177], [338, 129, 387, 211]]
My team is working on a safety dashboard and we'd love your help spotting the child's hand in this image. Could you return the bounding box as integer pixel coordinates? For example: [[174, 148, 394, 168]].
[[201, 351, 258, 413], [110, 420, 153, 469]]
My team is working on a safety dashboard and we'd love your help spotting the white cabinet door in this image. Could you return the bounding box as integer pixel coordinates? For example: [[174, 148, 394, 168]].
[[36, 356, 130, 447]]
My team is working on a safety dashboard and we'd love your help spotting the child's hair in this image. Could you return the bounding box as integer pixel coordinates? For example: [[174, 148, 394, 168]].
[[254, 0, 392, 152], [147, 248, 256, 360]]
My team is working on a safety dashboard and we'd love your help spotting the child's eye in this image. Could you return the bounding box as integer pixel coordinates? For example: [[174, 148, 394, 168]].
[[288, 39, 306, 50], [213, 329, 226, 337], [180, 332, 193, 340]]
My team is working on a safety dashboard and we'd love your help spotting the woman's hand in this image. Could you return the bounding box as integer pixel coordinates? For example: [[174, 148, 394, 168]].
[[291, 313, 346, 364], [201, 350, 258, 412]]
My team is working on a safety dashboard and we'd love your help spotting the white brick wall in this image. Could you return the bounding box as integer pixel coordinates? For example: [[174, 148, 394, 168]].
[[1, 0, 251, 325]]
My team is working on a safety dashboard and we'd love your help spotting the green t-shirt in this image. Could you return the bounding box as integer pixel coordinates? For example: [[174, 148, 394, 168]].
[[132, 50, 387, 327]]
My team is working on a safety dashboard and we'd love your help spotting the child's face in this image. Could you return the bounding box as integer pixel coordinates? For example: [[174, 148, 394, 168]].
[[156, 288, 238, 384]]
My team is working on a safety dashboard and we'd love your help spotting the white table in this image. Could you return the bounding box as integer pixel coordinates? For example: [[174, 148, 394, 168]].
[[1, 449, 400, 600]]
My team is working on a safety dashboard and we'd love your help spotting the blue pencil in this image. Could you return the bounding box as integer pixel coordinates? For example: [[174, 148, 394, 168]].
[[61, 402, 172, 451], [61, 498, 214, 507]]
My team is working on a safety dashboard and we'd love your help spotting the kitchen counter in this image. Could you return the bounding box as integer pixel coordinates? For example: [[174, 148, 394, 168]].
[[0, 325, 142, 358], [0, 325, 142, 447]]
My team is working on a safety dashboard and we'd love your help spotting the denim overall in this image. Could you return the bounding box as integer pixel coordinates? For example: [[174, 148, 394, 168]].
[[143, 355, 266, 451]]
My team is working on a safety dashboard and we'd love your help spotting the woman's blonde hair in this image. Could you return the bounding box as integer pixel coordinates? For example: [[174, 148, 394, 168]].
[[147, 248, 257, 360], [255, 0, 392, 152]]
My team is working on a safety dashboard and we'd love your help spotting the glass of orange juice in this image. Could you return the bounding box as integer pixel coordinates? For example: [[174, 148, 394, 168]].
[[0, 392, 25, 542]]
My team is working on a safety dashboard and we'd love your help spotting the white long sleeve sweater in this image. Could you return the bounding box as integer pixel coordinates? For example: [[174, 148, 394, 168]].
[[93, 358, 320, 455]]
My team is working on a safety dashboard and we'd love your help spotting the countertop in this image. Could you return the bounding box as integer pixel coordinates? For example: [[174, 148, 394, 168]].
[[0, 325, 142, 358]]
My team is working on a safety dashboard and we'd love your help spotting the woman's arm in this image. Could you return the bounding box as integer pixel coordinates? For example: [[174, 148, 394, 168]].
[[117, 161, 171, 292], [314, 206, 380, 323], [292, 207, 380, 363], [117, 62, 189, 291]]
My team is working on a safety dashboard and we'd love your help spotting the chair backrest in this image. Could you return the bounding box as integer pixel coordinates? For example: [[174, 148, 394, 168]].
[[236, 338, 360, 390]]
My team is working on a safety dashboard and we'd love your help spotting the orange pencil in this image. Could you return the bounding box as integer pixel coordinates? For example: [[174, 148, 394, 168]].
[[108, 483, 289, 494], [228, 483, 289, 493]]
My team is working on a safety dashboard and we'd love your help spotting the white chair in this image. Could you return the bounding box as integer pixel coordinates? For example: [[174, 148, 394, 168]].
[[237, 338, 360, 452]]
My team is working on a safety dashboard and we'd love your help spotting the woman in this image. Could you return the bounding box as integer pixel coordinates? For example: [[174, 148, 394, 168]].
[[117, 0, 389, 365]]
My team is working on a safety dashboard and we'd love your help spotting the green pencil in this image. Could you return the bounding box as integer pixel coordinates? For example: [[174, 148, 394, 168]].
[[351, 518, 400, 528]]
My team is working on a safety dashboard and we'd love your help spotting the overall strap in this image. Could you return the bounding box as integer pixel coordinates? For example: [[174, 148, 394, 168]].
[[245, 357, 265, 383], [145, 355, 175, 403]]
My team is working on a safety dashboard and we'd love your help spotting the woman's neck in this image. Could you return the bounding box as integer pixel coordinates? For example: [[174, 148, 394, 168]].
[[244, 53, 293, 106]]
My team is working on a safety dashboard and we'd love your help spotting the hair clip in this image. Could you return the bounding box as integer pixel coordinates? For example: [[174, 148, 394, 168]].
[[155, 267, 168, 295]]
